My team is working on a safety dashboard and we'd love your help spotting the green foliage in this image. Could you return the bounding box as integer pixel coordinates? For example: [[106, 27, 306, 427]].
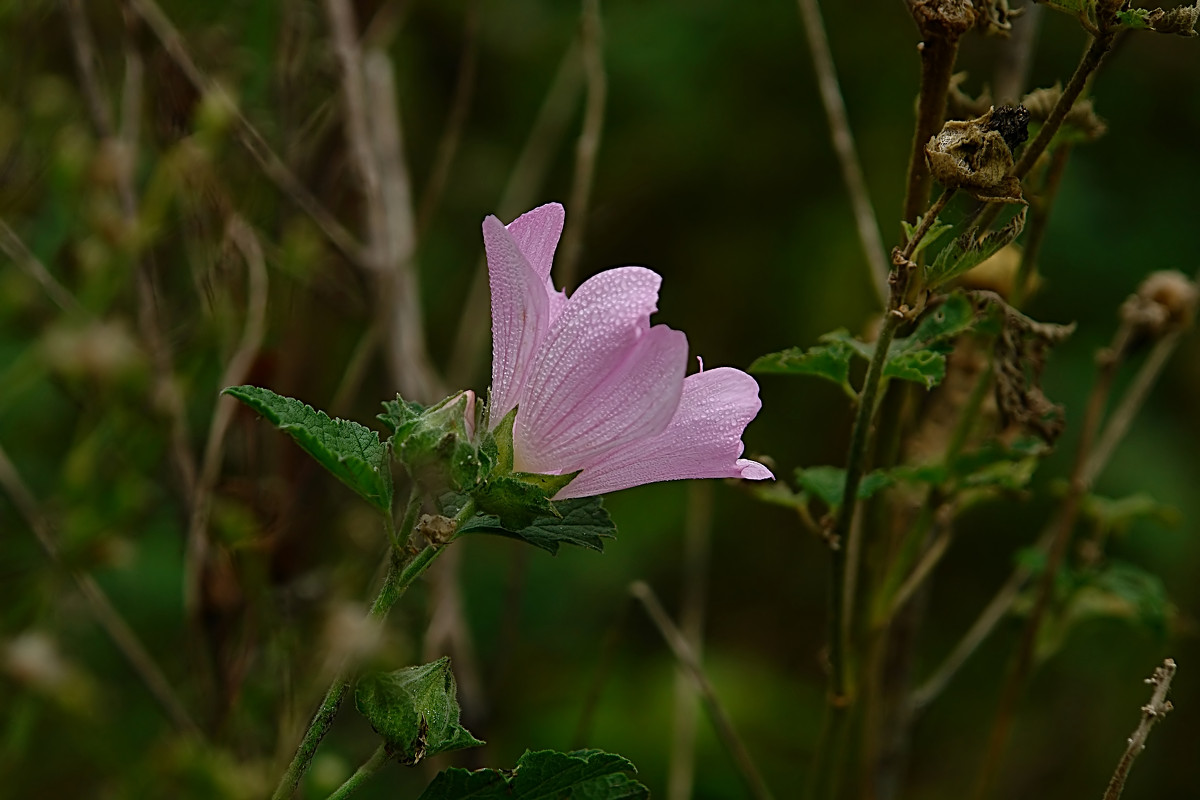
[[925, 209, 1026, 291], [222, 385, 393, 514], [753, 293, 978, 394], [894, 437, 1048, 493], [1080, 492, 1181, 535], [451, 493, 616, 555], [900, 216, 953, 259], [385, 391, 481, 493], [750, 336, 857, 399], [1117, 4, 1199, 35], [794, 466, 893, 511], [417, 749, 649, 800], [354, 657, 484, 766]]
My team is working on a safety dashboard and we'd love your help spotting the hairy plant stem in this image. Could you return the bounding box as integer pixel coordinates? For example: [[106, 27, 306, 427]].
[[972, 323, 1132, 800], [325, 744, 390, 800], [902, 35, 959, 226], [271, 495, 468, 800]]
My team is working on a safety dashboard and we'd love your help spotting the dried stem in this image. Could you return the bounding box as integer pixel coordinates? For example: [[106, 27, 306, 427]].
[[184, 217, 270, 617], [556, 0, 607, 289], [125, 0, 366, 266], [796, 0, 889, 307], [447, 40, 584, 388], [416, 0, 481, 235], [0, 440, 200, 736], [973, 320, 1134, 800], [901, 34, 959, 226], [1102, 659, 1177, 800], [63, 0, 113, 137], [668, 482, 714, 800], [0, 218, 86, 316], [630, 581, 774, 800]]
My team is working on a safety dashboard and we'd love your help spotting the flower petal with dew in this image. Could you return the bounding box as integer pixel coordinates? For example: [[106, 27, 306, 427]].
[[483, 202, 772, 497]]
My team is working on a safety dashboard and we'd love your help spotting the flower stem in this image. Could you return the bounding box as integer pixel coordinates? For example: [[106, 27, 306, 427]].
[[324, 744, 391, 800], [271, 492, 454, 800]]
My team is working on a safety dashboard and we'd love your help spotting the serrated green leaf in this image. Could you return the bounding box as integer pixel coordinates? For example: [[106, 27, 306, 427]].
[[354, 657, 484, 766], [417, 748, 649, 800], [378, 395, 426, 435], [223, 385, 392, 513], [925, 209, 1026, 290], [901, 215, 953, 259], [453, 494, 616, 555], [883, 349, 946, 388], [794, 466, 893, 510], [750, 338, 856, 398], [1118, 5, 1199, 35], [1080, 492, 1180, 535]]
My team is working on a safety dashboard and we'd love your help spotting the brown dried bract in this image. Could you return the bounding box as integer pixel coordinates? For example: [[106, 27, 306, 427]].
[[1120, 270, 1199, 341], [1022, 84, 1107, 142], [972, 291, 1076, 443], [925, 106, 1029, 203]]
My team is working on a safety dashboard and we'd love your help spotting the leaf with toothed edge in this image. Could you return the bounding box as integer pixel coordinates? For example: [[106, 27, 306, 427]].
[[223, 385, 392, 513], [417, 748, 649, 800]]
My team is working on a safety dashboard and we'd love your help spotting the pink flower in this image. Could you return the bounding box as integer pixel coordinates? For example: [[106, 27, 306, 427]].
[[483, 202, 773, 500]]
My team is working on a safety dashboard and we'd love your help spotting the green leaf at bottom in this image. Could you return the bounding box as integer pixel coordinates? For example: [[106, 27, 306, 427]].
[[418, 748, 649, 800], [453, 494, 616, 555]]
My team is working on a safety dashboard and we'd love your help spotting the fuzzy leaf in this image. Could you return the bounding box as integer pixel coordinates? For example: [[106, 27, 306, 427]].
[[354, 657, 484, 765], [223, 385, 392, 513], [901, 216, 953, 259], [750, 337, 856, 398], [448, 493, 616, 555], [926, 209, 1026, 290], [1118, 5, 1199, 36], [794, 466, 893, 510], [417, 748, 649, 800]]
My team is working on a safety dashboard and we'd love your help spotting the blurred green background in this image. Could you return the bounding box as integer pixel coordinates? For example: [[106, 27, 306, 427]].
[[2, 1, 1198, 797]]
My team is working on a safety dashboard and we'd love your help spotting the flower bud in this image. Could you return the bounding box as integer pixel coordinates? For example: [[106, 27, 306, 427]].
[[1120, 270, 1198, 340], [390, 390, 481, 493]]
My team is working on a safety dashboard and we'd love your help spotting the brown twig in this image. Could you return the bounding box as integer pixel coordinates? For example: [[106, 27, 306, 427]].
[[125, 0, 367, 266], [184, 217, 270, 616], [796, 0, 889, 307], [0, 440, 200, 735], [446, 40, 585, 388], [630, 581, 774, 800], [974, 319, 1135, 800], [556, 0, 607, 290], [0, 218, 87, 316], [668, 483, 714, 800], [63, 0, 114, 137], [1102, 659, 1177, 800], [416, 0, 481, 236], [900, 29, 960, 227]]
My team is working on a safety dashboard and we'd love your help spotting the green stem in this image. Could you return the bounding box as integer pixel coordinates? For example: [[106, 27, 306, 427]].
[[324, 744, 390, 800], [271, 492, 462, 800]]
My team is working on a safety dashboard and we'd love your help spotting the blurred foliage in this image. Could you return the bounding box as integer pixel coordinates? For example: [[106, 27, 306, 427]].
[[1, 1, 1198, 799]]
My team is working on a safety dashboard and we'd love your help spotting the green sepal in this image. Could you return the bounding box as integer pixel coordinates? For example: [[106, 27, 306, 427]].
[[481, 406, 517, 476], [417, 748, 649, 800], [354, 657, 484, 766], [386, 391, 482, 494], [222, 385, 392, 514]]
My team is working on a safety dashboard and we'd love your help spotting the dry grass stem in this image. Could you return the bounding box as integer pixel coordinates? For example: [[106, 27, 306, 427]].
[[126, 0, 366, 266], [0, 441, 200, 735], [796, 0, 889, 307], [631, 581, 775, 800], [184, 217, 270, 616], [557, 0, 608, 290], [447, 40, 585, 388], [0, 218, 87, 316]]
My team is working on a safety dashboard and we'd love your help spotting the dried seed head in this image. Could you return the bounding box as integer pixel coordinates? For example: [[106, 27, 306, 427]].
[[1120, 270, 1199, 339], [1023, 84, 1107, 143], [925, 106, 1028, 202]]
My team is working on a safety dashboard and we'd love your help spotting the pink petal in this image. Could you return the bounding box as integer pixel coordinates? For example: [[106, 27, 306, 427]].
[[507, 202, 569, 323], [554, 366, 773, 499], [485, 215, 549, 423], [506, 203, 563, 283], [514, 267, 689, 474]]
